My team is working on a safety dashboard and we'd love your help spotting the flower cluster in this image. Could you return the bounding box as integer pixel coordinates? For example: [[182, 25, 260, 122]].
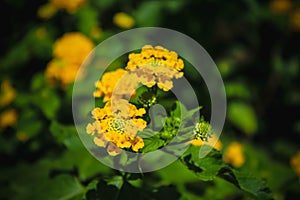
[[88, 45, 185, 156], [86, 99, 146, 156], [93, 45, 185, 101], [126, 45, 184, 91], [46, 32, 94, 87]]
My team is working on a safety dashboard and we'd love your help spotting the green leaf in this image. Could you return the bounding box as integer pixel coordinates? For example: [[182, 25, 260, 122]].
[[77, 7, 99, 36], [86, 180, 119, 200], [30, 73, 61, 119], [156, 160, 198, 184], [107, 176, 124, 189], [184, 106, 202, 122], [225, 82, 251, 99], [134, 1, 163, 26], [32, 87, 60, 119], [38, 175, 84, 200], [3, 160, 84, 200], [218, 168, 273, 200], [181, 145, 225, 181], [172, 101, 201, 122], [90, 0, 117, 10], [86, 178, 181, 200], [162, 0, 185, 12], [181, 146, 273, 199], [30, 73, 47, 91], [150, 185, 181, 200], [0, 40, 29, 70], [142, 135, 165, 153], [16, 109, 43, 138], [49, 121, 111, 179], [228, 102, 258, 135], [172, 101, 184, 118], [217, 59, 236, 78], [50, 121, 82, 150]]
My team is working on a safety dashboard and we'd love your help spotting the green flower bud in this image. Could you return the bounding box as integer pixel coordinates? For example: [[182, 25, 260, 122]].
[[160, 116, 181, 140]]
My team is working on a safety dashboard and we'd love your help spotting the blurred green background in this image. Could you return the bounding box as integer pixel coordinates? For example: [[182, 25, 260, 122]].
[[0, 0, 300, 199]]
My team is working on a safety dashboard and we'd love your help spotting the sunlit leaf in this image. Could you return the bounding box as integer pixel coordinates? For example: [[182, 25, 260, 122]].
[[228, 102, 258, 135]]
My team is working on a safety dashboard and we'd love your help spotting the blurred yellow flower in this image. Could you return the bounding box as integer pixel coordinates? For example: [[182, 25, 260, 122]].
[[86, 99, 146, 155], [53, 32, 94, 65], [191, 133, 222, 150], [0, 80, 16, 107], [113, 12, 135, 29], [126, 45, 184, 91], [46, 32, 94, 87], [223, 142, 245, 168], [50, 0, 86, 13], [270, 0, 292, 14], [46, 59, 80, 87], [37, 3, 57, 19], [0, 109, 18, 129], [290, 150, 300, 177], [291, 10, 300, 31]]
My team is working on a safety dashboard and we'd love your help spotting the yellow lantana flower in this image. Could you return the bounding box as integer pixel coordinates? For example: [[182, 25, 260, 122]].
[[0, 80, 16, 107], [113, 12, 135, 29], [86, 99, 146, 156], [0, 109, 18, 129], [223, 142, 245, 168], [46, 32, 94, 87], [126, 45, 184, 91], [93, 69, 138, 102], [131, 137, 144, 152], [290, 150, 300, 178]]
